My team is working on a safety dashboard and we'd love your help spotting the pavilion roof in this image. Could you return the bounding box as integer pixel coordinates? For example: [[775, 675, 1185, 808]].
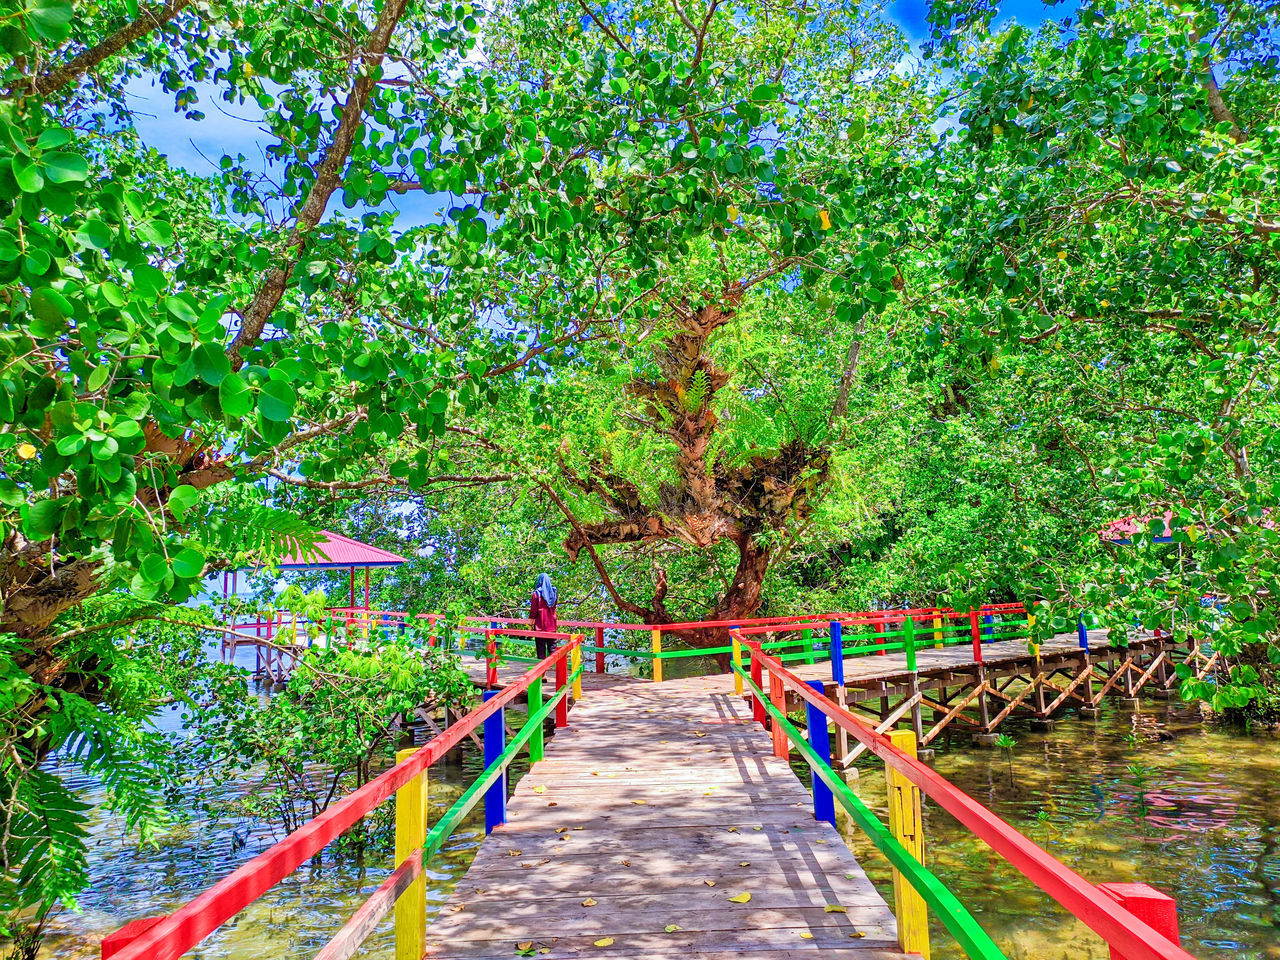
[[274, 530, 409, 570]]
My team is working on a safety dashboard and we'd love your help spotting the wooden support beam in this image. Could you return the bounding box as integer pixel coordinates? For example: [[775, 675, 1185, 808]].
[[987, 674, 1043, 728], [923, 682, 988, 745], [842, 692, 923, 764], [1129, 652, 1167, 696], [1089, 657, 1135, 706], [1042, 663, 1098, 716]]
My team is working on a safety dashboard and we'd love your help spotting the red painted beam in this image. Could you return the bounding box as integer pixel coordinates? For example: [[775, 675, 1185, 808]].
[[755, 649, 1202, 960], [1099, 884, 1180, 960]]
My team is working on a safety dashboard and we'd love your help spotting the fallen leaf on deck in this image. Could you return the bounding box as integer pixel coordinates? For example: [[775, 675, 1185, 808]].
[[694, 732, 707, 738], [727, 827, 738, 833], [556, 827, 569, 833], [573, 826, 584, 830], [739, 861, 750, 867], [516, 942, 533, 952], [533, 785, 546, 794], [548, 802, 558, 806], [824, 904, 847, 913], [727, 892, 752, 904], [631, 799, 646, 805], [621, 859, 631, 866], [664, 924, 681, 933], [703, 880, 716, 886], [815, 838, 826, 844], [752, 826, 762, 831], [508, 850, 523, 856], [582, 897, 598, 906], [850, 932, 865, 939], [844, 873, 855, 880], [799, 932, 814, 940], [593, 938, 614, 948]]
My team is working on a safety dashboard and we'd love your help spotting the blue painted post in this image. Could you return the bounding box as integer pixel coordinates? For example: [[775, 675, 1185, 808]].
[[490, 620, 499, 659], [1077, 617, 1089, 649], [806, 681, 836, 828], [482, 690, 505, 833], [829, 621, 844, 685], [983, 613, 994, 640]]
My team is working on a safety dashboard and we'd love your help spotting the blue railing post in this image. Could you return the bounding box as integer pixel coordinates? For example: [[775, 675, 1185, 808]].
[[829, 621, 844, 685], [805, 681, 836, 828], [482, 690, 505, 833], [1077, 617, 1089, 649], [983, 613, 994, 640]]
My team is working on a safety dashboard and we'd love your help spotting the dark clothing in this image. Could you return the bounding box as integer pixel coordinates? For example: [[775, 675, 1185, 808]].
[[531, 590, 558, 660]]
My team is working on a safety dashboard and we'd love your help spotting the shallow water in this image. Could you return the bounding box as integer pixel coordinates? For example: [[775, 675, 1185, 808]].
[[836, 699, 1280, 960], [36, 672, 1280, 960]]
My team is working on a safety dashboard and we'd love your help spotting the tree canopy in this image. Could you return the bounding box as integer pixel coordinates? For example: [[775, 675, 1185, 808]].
[[1, 0, 1277, 932]]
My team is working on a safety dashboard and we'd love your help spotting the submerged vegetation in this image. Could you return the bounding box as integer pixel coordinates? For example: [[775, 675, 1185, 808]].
[[0, 0, 1277, 940]]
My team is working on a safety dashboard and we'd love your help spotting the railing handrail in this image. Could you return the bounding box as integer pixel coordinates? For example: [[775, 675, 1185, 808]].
[[108, 642, 579, 960], [746, 643, 1198, 960]]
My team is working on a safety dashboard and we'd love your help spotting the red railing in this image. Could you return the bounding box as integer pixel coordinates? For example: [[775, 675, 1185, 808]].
[[102, 642, 579, 960], [741, 642, 1194, 960]]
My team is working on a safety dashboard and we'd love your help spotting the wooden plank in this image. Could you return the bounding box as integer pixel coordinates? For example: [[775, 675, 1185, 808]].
[[423, 673, 907, 960]]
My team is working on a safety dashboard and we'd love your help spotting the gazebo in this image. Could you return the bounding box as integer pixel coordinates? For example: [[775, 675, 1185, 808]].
[[275, 529, 409, 611]]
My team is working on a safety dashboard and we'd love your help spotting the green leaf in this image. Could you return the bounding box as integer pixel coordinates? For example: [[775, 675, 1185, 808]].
[[193, 343, 231, 386], [172, 546, 206, 579], [167, 485, 199, 521], [258, 380, 296, 422], [26, 0, 73, 43], [43, 151, 89, 184], [12, 154, 43, 192], [29, 287, 72, 329], [0, 479, 25, 507], [139, 553, 170, 584], [219, 373, 254, 417], [24, 500, 60, 539]]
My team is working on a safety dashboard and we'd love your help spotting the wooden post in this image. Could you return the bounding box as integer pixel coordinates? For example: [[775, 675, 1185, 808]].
[[555, 652, 569, 728], [969, 610, 982, 661], [904, 617, 924, 742], [528, 676, 544, 762], [885, 729, 930, 959], [732, 629, 744, 696], [805, 681, 836, 827], [571, 639, 583, 701], [482, 690, 505, 832], [802, 627, 815, 665], [875, 613, 886, 655], [749, 641, 766, 727], [1097, 883, 1180, 960], [595, 626, 605, 673], [394, 747, 427, 960], [983, 612, 994, 640], [769, 670, 788, 759], [1078, 616, 1089, 649], [429, 614, 437, 648], [932, 614, 943, 650], [651, 627, 663, 682]]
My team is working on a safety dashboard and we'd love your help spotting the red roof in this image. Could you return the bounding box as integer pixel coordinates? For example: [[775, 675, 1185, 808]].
[[1099, 512, 1174, 542], [275, 530, 409, 570]]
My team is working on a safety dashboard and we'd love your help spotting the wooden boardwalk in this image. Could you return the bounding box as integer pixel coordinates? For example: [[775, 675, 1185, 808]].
[[790, 627, 1118, 687], [423, 673, 908, 959]]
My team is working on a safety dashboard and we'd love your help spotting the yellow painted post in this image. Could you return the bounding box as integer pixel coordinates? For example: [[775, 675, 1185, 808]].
[[1028, 612, 1038, 652], [651, 627, 663, 683], [885, 730, 930, 960], [933, 614, 943, 650], [732, 630, 744, 695], [571, 638, 583, 700], [394, 749, 427, 960]]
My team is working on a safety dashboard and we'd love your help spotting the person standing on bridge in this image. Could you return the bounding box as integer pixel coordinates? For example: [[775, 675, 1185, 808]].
[[530, 573, 559, 659]]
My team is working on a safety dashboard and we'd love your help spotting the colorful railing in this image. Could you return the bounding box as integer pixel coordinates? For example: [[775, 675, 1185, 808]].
[[101, 639, 583, 960], [462, 603, 1033, 683], [734, 640, 1192, 960]]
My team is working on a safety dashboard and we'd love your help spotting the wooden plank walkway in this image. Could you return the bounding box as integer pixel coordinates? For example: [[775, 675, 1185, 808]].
[[424, 673, 908, 959], [790, 627, 1120, 687]]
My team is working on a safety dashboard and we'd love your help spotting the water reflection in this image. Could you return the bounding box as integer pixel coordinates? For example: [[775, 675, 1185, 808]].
[[835, 701, 1280, 960]]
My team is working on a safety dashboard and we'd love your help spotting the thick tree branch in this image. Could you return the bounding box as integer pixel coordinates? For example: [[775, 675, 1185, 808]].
[[228, 0, 412, 369]]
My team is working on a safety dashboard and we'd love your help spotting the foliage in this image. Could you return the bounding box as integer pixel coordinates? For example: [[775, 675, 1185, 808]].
[[185, 633, 471, 836]]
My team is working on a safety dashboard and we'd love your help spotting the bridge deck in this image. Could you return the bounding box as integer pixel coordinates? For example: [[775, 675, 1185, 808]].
[[789, 627, 1121, 688], [424, 674, 908, 959]]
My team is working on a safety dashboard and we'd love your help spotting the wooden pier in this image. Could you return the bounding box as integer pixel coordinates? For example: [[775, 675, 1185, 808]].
[[423, 673, 909, 959], [788, 628, 1207, 750]]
